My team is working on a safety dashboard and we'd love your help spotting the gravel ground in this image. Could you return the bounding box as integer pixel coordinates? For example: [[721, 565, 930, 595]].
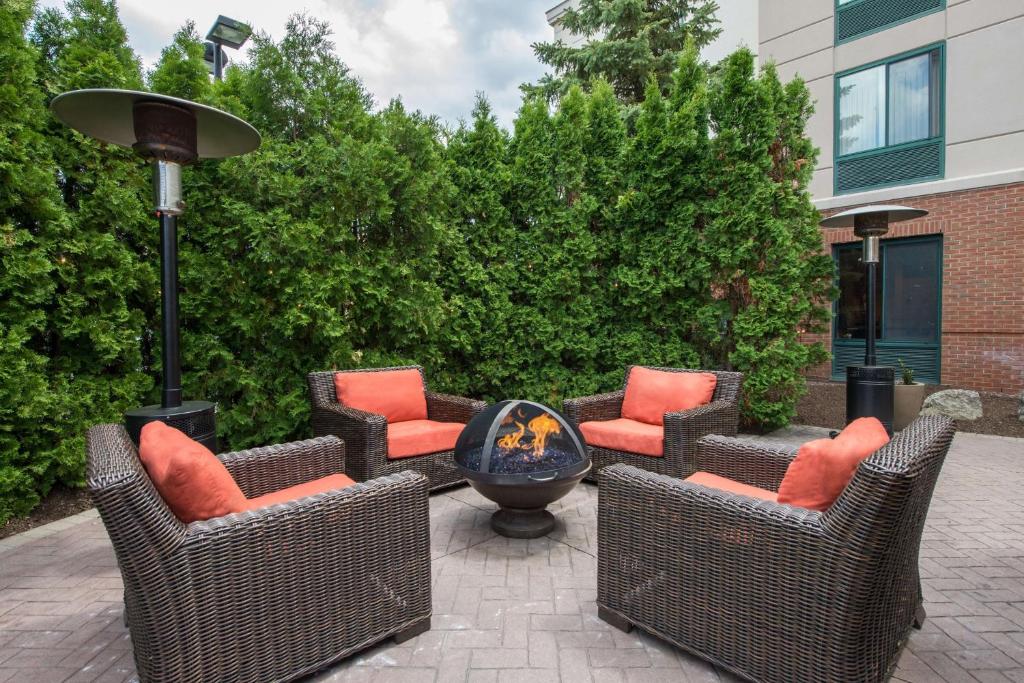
[[796, 380, 1024, 438]]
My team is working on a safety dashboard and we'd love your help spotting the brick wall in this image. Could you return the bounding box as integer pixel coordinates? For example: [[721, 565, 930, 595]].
[[805, 181, 1024, 394]]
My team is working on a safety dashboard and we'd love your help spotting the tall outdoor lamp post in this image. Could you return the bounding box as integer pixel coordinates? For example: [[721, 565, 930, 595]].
[[820, 204, 928, 434], [50, 89, 260, 449], [205, 15, 252, 80]]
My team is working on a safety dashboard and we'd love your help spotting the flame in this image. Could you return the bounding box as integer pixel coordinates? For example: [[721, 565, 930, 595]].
[[527, 413, 561, 458], [496, 409, 562, 460]]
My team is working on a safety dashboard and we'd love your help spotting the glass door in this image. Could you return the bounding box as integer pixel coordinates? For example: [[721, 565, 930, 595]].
[[832, 236, 942, 382]]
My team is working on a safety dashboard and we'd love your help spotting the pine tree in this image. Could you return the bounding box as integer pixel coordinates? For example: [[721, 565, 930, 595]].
[[704, 50, 833, 428], [529, 0, 721, 103]]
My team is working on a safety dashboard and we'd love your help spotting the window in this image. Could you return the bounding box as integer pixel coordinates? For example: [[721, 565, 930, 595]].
[[838, 48, 941, 156], [835, 0, 945, 44], [834, 44, 944, 194], [832, 237, 942, 382]]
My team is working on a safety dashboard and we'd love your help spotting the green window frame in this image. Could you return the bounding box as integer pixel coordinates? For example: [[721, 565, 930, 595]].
[[833, 42, 945, 195], [835, 0, 946, 44], [831, 235, 943, 383]]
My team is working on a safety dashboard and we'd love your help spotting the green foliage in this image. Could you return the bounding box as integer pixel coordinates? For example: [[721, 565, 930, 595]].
[[703, 50, 833, 428], [149, 21, 211, 101], [0, 0, 64, 519], [0, 3, 831, 521], [898, 358, 915, 385], [529, 0, 721, 103]]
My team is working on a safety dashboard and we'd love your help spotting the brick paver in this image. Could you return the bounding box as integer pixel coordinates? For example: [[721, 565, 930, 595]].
[[0, 430, 1021, 682]]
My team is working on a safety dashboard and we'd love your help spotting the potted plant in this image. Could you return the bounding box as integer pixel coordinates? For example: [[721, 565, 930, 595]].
[[894, 358, 926, 431]]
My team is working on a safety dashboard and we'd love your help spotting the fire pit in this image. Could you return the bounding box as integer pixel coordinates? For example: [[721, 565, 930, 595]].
[[455, 400, 590, 538]]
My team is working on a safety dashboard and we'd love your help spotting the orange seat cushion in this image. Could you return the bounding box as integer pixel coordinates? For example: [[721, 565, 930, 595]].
[[387, 419, 465, 459], [579, 418, 663, 457], [777, 417, 891, 511], [334, 369, 428, 423], [685, 471, 778, 502], [620, 367, 717, 425], [245, 473, 356, 510], [139, 421, 247, 523]]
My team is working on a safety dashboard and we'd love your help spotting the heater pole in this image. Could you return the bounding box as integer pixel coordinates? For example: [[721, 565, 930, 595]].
[[159, 211, 182, 408], [865, 259, 878, 366], [862, 232, 881, 366]]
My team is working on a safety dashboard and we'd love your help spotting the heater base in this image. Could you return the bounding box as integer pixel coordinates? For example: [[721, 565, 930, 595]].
[[125, 401, 217, 451], [846, 365, 894, 435]]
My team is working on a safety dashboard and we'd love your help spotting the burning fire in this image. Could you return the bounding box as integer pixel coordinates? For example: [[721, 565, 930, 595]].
[[497, 409, 562, 460]]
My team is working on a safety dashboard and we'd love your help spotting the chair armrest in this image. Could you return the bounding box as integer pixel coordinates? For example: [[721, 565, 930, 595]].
[[425, 391, 486, 423], [563, 390, 625, 425], [695, 434, 797, 491], [219, 436, 347, 498], [309, 401, 387, 482], [598, 464, 827, 620], [660, 400, 738, 477], [183, 470, 432, 625]]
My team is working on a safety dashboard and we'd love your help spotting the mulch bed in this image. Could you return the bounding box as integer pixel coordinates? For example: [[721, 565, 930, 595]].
[[796, 380, 1024, 439], [0, 486, 94, 540]]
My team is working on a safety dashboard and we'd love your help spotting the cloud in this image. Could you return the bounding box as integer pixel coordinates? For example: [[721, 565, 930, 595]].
[[37, 0, 556, 129]]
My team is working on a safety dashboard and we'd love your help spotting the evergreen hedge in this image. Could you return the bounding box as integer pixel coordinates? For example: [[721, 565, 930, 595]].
[[0, 1, 832, 522]]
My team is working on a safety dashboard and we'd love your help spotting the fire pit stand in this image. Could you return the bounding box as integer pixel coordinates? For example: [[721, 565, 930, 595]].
[[455, 400, 590, 538]]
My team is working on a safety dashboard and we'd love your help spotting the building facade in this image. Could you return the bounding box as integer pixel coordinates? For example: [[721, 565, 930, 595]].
[[758, 0, 1024, 393]]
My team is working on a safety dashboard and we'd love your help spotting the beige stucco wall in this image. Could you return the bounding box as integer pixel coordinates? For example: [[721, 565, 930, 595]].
[[758, 0, 1024, 206]]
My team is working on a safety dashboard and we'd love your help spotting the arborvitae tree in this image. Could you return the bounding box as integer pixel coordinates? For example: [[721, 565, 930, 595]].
[[605, 42, 706, 369], [529, 0, 721, 103], [149, 21, 211, 101], [437, 96, 516, 399], [581, 79, 626, 385], [28, 0, 155, 498], [0, 0, 69, 520], [704, 50, 833, 428], [178, 15, 451, 448]]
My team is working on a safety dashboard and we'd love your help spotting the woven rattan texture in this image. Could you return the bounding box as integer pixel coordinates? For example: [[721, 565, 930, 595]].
[[86, 424, 432, 683], [308, 365, 486, 491], [563, 366, 743, 481], [596, 415, 956, 683]]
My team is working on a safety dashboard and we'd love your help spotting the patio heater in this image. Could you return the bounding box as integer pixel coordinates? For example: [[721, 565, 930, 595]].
[[820, 204, 927, 434], [50, 89, 260, 450]]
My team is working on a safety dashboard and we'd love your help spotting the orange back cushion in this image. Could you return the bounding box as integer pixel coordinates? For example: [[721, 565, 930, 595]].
[[621, 367, 717, 426], [334, 368, 428, 423], [777, 417, 891, 512], [138, 421, 247, 523]]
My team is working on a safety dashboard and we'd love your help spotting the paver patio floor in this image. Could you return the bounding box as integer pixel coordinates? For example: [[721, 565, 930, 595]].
[[0, 429, 1022, 682]]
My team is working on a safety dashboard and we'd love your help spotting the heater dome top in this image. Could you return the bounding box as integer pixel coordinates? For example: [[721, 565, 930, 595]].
[[50, 89, 260, 159], [819, 204, 928, 229]]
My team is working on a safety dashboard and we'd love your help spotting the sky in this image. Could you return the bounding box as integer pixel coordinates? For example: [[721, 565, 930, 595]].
[[38, 0, 759, 130]]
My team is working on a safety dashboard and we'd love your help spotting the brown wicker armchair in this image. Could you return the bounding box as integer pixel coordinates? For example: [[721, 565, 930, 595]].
[[563, 366, 743, 481], [87, 424, 431, 683], [596, 415, 956, 683], [308, 365, 486, 491]]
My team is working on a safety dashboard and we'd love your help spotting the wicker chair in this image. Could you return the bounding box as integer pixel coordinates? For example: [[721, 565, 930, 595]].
[[596, 415, 956, 683], [87, 424, 431, 683], [563, 366, 743, 481], [308, 365, 485, 491]]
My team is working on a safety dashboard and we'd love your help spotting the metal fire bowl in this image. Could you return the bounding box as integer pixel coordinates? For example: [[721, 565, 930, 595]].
[[459, 462, 592, 539]]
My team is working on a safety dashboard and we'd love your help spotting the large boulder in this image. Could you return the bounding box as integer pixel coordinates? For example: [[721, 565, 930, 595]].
[[921, 389, 983, 421]]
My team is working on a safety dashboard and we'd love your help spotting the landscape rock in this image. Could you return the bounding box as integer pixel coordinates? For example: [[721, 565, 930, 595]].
[[1019, 391, 1024, 423], [921, 389, 983, 421]]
